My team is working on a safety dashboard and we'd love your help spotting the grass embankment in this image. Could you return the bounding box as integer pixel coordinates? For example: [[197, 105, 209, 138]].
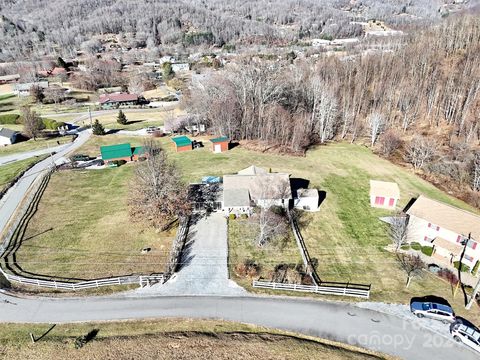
[[0, 136, 74, 156], [0, 319, 390, 360], [0, 156, 46, 192], [158, 136, 480, 321], [14, 136, 174, 280]]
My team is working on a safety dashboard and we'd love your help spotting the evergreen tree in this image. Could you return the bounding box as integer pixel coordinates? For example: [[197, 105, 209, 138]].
[[117, 110, 128, 125], [92, 119, 105, 135]]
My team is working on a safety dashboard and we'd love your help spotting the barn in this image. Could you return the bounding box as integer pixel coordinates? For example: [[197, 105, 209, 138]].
[[172, 136, 193, 152], [100, 143, 146, 164], [210, 136, 229, 153]]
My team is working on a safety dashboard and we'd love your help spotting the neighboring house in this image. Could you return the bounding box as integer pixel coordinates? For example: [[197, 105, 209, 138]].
[[0, 74, 20, 84], [171, 136, 193, 152], [13, 81, 49, 96], [100, 143, 145, 163], [294, 188, 319, 212], [210, 136, 229, 153], [405, 195, 480, 271], [222, 166, 292, 215], [99, 93, 139, 109], [370, 180, 400, 209], [0, 128, 18, 146], [38, 67, 67, 78], [171, 63, 190, 72]]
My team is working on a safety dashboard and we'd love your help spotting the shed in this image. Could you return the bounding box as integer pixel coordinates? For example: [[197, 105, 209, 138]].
[[100, 143, 133, 163], [210, 136, 229, 153], [294, 188, 319, 212], [369, 180, 400, 209], [172, 136, 192, 152], [0, 127, 18, 146], [132, 146, 146, 161]]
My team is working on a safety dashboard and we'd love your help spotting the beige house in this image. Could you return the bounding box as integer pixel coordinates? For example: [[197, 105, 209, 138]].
[[369, 180, 400, 209], [222, 166, 292, 216], [406, 196, 480, 271]]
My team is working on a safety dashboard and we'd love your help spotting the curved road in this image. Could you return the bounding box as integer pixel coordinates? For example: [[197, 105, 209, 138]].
[[0, 293, 476, 360]]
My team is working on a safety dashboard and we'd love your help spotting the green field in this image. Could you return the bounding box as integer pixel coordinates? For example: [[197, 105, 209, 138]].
[[0, 319, 388, 360], [0, 136, 74, 156], [14, 136, 174, 280], [158, 136, 480, 321], [0, 156, 45, 192]]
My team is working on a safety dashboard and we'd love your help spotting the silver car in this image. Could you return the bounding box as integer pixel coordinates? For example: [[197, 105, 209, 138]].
[[451, 319, 480, 353]]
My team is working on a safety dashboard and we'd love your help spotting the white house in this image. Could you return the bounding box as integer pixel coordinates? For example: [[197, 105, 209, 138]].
[[171, 63, 190, 72], [13, 81, 49, 96], [294, 188, 319, 212], [222, 166, 292, 216], [369, 180, 400, 209], [406, 196, 480, 271], [0, 128, 18, 146]]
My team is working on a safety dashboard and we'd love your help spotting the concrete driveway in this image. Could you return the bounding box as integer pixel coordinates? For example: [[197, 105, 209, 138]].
[[138, 212, 246, 296]]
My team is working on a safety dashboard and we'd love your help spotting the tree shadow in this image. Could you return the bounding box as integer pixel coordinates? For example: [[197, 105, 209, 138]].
[[33, 324, 56, 342], [22, 227, 54, 242], [176, 230, 196, 271]]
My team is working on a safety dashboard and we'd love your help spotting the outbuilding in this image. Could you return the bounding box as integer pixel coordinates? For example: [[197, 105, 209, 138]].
[[369, 180, 400, 209], [294, 188, 320, 211], [210, 136, 229, 153], [0, 128, 18, 146], [172, 136, 192, 152], [100, 143, 133, 164]]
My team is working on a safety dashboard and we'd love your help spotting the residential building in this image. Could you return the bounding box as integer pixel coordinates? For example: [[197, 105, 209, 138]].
[[222, 166, 292, 215], [100, 143, 145, 164], [294, 188, 319, 212], [0, 128, 18, 146], [38, 67, 67, 78], [369, 180, 400, 209], [171, 136, 193, 152], [171, 63, 190, 72], [210, 136, 229, 153], [0, 74, 20, 84], [99, 93, 139, 109], [13, 81, 49, 96], [405, 195, 480, 271]]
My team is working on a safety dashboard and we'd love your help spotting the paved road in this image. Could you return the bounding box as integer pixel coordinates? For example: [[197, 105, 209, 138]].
[[0, 293, 476, 360], [0, 130, 91, 234], [138, 213, 246, 296], [0, 143, 71, 166]]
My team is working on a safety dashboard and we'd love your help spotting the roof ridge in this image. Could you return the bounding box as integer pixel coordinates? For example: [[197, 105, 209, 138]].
[[418, 195, 480, 219]]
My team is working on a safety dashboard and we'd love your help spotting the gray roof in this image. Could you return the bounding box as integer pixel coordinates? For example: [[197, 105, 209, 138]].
[[223, 188, 251, 207], [297, 188, 318, 198], [13, 81, 49, 91], [0, 127, 17, 139], [223, 173, 292, 201], [238, 165, 268, 175]]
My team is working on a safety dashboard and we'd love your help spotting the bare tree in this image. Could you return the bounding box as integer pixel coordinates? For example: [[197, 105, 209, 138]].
[[368, 112, 385, 147], [29, 85, 45, 103], [472, 152, 480, 192], [379, 130, 402, 157], [128, 139, 190, 230], [389, 215, 410, 251], [405, 136, 438, 170], [397, 253, 425, 288], [21, 106, 44, 141]]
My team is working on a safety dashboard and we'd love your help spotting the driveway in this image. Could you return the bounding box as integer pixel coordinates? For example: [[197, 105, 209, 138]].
[[0, 293, 477, 360], [137, 212, 246, 296]]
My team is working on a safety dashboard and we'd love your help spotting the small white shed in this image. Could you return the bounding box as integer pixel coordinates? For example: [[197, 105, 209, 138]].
[[0, 128, 18, 146], [294, 188, 319, 212], [369, 180, 400, 210]]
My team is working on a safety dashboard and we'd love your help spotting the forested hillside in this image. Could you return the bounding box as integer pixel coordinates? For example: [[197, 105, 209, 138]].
[[0, 0, 475, 61]]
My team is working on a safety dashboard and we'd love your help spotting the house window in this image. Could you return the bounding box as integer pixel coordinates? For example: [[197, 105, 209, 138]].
[[375, 196, 385, 205], [428, 223, 432, 228], [424, 236, 428, 241], [457, 235, 463, 243], [467, 240, 478, 250], [464, 254, 474, 262], [436, 226, 440, 231], [388, 198, 395, 207]]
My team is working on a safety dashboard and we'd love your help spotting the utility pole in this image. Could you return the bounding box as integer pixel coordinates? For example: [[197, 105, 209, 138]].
[[88, 106, 93, 128]]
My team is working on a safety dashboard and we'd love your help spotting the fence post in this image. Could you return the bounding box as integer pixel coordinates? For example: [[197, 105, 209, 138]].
[[54, 281, 57, 289], [96, 280, 99, 288]]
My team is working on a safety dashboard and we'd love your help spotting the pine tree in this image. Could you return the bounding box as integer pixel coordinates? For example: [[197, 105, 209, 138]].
[[117, 110, 128, 125], [92, 119, 105, 135]]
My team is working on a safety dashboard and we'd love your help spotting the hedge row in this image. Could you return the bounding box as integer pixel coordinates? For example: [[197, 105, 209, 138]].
[[0, 114, 20, 124], [42, 118, 66, 130]]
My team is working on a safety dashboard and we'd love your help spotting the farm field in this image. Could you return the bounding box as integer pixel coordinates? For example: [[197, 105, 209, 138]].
[[0, 319, 389, 360], [159, 136, 480, 321], [14, 136, 174, 280]]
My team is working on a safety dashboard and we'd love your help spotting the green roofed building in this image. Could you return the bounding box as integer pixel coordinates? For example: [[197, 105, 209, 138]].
[[172, 136, 193, 152], [210, 136, 229, 153], [100, 143, 147, 163]]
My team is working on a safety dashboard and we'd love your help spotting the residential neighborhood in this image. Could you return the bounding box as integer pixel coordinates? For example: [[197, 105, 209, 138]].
[[0, 1, 479, 359]]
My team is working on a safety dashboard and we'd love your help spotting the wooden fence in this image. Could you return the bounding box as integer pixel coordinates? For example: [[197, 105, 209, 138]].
[[252, 280, 371, 299]]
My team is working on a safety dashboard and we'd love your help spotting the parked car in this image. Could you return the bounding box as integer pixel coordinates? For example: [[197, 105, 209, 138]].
[[71, 154, 90, 162], [450, 318, 480, 352], [410, 300, 456, 324], [146, 126, 157, 134]]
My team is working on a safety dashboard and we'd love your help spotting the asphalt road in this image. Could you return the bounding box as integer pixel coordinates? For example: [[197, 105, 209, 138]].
[[0, 130, 91, 234], [0, 143, 70, 166], [0, 293, 476, 360]]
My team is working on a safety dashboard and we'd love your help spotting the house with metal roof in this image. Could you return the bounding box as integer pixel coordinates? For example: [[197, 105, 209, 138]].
[[100, 143, 145, 163], [99, 93, 139, 109], [405, 195, 480, 272], [210, 136, 229, 153], [171, 136, 192, 152], [0, 128, 18, 146]]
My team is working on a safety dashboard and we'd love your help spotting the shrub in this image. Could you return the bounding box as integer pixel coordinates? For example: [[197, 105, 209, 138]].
[[472, 261, 480, 275], [240, 213, 248, 219], [438, 268, 459, 285], [112, 159, 127, 167], [410, 242, 421, 251], [42, 118, 66, 130], [453, 261, 470, 273], [229, 213, 236, 220], [0, 114, 20, 124], [421, 246, 434, 256], [235, 259, 260, 278], [401, 244, 411, 250]]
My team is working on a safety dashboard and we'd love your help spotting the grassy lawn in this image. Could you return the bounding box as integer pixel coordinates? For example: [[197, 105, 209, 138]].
[[159, 137, 480, 320], [0, 156, 46, 192], [0, 136, 74, 156], [14, 135, 174, 280], [92, 108, 185, 131], [0, 319, 389, 360]]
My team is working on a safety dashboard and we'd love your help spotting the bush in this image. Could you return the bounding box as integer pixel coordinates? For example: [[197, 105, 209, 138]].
[[453, 261, 470, 273], [112, 159, 127, 167], [229, 213, 236, 220], [438, 268, 459, 285], [421, 246, 434, 256], [472, 261, 480, 275], [235, 259, 260, 278], [0, 114, 20, 124], [410, 242, 421, 251], [401, 244, 411, 250], [240, 213, 248, 219], [42, 118, 66, 130]]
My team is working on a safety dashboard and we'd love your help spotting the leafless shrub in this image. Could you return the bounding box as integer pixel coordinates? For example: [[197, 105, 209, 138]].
[[379, 130, 402, 157], [396, 253, 425, 288], [404, 136, 438, 170]]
